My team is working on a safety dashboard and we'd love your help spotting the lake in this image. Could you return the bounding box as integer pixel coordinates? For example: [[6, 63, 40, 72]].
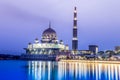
[[0, 60, 120, 80]]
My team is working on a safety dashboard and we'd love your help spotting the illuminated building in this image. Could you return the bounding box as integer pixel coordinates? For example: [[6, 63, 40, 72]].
[[24, 23, 69, 55], [72, 7, 78, 54]]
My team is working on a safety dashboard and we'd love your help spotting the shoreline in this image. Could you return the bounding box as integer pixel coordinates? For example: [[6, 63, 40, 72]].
[[0, 59, 120, 64], [60, 60, 120, 64]]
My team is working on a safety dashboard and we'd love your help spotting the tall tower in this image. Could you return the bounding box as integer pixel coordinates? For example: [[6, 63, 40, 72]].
[[72, 6, 78, 53]]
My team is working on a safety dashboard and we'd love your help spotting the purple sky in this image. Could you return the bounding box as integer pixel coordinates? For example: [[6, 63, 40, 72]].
[[0, 0, 120, 54]]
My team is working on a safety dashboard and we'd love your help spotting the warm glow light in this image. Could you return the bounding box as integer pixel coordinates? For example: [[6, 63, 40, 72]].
[[27, 61, 120, 80], [72, 38, 78, 40], [74, 18, 77, 20]]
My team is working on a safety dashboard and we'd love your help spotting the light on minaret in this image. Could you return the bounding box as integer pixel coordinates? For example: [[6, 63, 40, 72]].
[[72, 6, 78, 53]]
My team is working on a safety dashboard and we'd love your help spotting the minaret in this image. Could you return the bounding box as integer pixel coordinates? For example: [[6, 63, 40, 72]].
[[72, 6, 78, 54]]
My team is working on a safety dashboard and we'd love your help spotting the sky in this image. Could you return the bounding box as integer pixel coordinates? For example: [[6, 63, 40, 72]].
[[0, 0, 120, 54]]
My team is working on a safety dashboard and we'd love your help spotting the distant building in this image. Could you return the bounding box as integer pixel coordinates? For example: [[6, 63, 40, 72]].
[[115, 46, 120, 53], [89, 45, 98, 54]]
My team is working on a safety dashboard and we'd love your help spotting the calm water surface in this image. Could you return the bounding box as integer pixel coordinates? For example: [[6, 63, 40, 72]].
[[0, 60, 120, 80]]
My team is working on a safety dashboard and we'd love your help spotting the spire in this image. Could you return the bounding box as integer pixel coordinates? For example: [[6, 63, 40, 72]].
[[74, 6, 77, 10], [49, 21, 51, 28]]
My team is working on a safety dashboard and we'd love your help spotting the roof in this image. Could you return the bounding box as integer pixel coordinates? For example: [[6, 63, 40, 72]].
[[43, 27, 56, 35]]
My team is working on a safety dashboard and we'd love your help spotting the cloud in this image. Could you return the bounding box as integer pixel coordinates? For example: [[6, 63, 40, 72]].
[[0, 3, 49, 23]]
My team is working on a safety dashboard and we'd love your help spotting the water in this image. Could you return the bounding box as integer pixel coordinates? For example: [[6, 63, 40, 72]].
[[0, 60, 120, 80]]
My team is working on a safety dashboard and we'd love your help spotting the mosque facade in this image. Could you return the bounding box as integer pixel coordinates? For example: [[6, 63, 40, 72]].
[[24, 23, 69, 55]]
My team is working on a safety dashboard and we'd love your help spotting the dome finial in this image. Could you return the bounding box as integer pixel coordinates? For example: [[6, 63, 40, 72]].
[[49, 21, 51, 28]]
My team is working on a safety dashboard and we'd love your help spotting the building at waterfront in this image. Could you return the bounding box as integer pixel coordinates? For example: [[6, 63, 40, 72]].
[[24, 7, 79, 55], [24, 23, 69, 55], [89, 45, 98, 54], [22, 7, 79, 60]]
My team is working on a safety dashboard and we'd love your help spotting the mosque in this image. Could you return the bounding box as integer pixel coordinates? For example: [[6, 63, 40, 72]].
[[24, 7, 78, 54], [22, 7, 79, 60], [25, 23, 69, 55]]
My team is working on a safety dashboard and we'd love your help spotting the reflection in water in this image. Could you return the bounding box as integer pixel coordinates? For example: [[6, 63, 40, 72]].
[[27, 61, 120, 80]]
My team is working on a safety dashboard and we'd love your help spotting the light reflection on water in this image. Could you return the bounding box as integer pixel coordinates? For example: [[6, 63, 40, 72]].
[[27, 61, 120, 80]]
